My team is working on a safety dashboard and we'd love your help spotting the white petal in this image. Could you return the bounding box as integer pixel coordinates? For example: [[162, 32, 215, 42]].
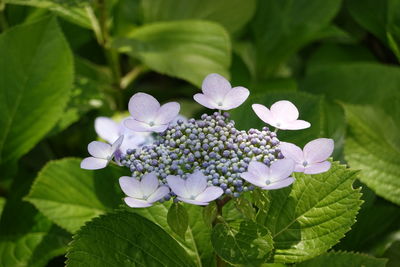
[[177, 197, 209, 206], [247, 161, 270, 179], [124, 197, 152, 208], [279, 142, 304, 164], [304, 138, 334, 163], [270, 100, 299, 122], [202, 73, 231, 100], [167, 175, 190, 198], [124, 119, 168, 133], [111, 135, 124, 155], [147, 186, 170, 203], [193, 93, 218, 109], [269, 159, 295, 181], [185, 171, 208, 197], [281, 120, 311, 130], [140, 173, 159, 197], [294, 164, 306, 173], [252, 104, 275, 125], [241, 172, 269, 188], [221, 86, 250, 110], [128, 93, 159, 122], [195, 186, 223, 202], [87, 141, 111, 158], [94, 117, 121, 143], [304, 161, 331, 174], [262, 178, 295, 190], [155, 102, 180, 124], [119, 176, 142, 198], [80, 157, 108, 170]]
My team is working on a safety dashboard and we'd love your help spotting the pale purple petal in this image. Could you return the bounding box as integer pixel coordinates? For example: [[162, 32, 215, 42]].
[[80, 157, 108, 170], [155, 102, 180, 124], [147, 186, 170, 203], [185, 171, 208, 197], [247, 161, 270, 179], [202, 73, 231, 100], [119, 176, 142, 198], [87, 141, 111, 158], [128, 93, 159, 122], [140, 173, 160, 197], [193, 93, 218, 109], [177, 197, 209, 206], [279, 142, 304, 163], [304, 138, 334, 163], [195, 186, 223, 202], [269, 159, 295, 181], [281, 120, 311, 130], [221, 86, 250, 110], [124, 197, 152, 208], [94, 117, 121, 143], [241, 172, 269, 188], [304, 161, 331, 174], [252, 104, 274, 125], [167, 175, 190, 198], [124, 119, 168, 133], [270, 100, 299, 122], [294, 164, 306, 173], [262, 177, 295, 190], [111, 135, 124, 155]]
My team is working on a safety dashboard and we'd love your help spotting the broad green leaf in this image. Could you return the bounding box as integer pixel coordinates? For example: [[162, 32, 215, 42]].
[[167, 202, 189, 239], [212, 220, 273, 265], [26, 158, 128, 233], [258, 162, 362, 263], [141, 0, 256, 33], [383, 241, 400, 267], [344, 104, 400, 205], [0, 17, 73, 164], [234, 197, 256, 221], [250, 0, 341, 78], [296, 251, 387, 267], [113, 20, 231, 87], [66, 210, 195, 267]]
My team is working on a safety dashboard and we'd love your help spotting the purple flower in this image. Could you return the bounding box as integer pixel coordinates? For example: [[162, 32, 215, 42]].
[[252, 100, 310, 130], [125, 93, 180, 132], [193, 73, 250, 110], [119, 173, 170, 208], [279, 138, 334, 174], [241, 159, 295, 190], [167, 171, 223, 205], [80, 136, 124, 170]]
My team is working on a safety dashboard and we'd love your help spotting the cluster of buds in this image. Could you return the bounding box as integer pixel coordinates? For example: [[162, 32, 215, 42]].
[[81, 74, 334, 208]]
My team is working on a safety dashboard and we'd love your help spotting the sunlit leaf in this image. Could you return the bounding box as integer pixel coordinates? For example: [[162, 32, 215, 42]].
[[296, 251, 387, 267]]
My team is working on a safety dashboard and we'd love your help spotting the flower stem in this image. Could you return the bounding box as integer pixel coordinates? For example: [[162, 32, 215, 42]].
[[212, 196, 231, 267]]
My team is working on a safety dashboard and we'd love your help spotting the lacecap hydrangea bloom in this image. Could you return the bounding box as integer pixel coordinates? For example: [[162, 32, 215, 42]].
[[81, 73, 334, 208]]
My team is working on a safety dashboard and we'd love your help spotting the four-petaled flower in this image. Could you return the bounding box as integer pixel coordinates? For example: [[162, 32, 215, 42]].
[[252, 100, 310, 130], [194, 73, 250, 110], [167, 171, 223, 205], [80, 136, 124, 170], [241, 159, 295, 190], [279, 138, 334, 174], [119, 173, 170, 208], [125, 92, 180, 132]]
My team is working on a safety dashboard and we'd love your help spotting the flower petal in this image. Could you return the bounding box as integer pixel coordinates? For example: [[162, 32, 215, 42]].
[[241, 172, 269, 188], [119, 176, 142, 198], [111, 135, 124, 155], [304, 161, 331, 174], [147, 186, 170, 203], [262, 177, 295, 190], [269, 159, 295, 181], [193, 93, 218, 109], [202, 73, 231, 100], [140, 173, 160, 197], [247, 161, 270, 179], [252, 104, 274, 125], [177, 197, 209, 206], [304, 138, 334, 163], [80, 157, 108, 170], [195, 186, 223, 202], [281, 120, 311, 130], [279, 142, 304, 163], [185, 171, 208, 197], [124, 119, 168, 133], [124, 197, 152, 208], [87, 141, 111, 158], [294, 164, 306, 173], [167, 175, 190, 198], [155, 102, 180, 124], [128, 92, 160, 122], [270, 100, 299, 122], [221, 86, 250, 110], [94, 117, 121, 143]]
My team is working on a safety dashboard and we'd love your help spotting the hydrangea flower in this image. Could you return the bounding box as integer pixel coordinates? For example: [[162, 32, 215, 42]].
[[241, 159, 295, 190], [279, 138, 334, 174], [119, 173, 170, 208], [124, 92, 180, 132], [194, 73, 250, 110], [252, 100, 310, 130], [80, 136, 123, 170], [167, 171, 223, 205]]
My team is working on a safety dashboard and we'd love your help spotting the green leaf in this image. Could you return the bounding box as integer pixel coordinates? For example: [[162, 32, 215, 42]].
[[113, 20, 231, 87], [167, 202, 189, 239], [258, 162, 362, 263], [141, 0, 256, 33], [296, 251, 387, 267], [234, 197, 256, 221], [66, 210, 195, 267], [343, 104, 400, 205], [26, 158, 129, 233], [0, 17, 73, 164], [202, 201, 217, 228], [211, 220, 273, 265], [383, 241, 400, 267]]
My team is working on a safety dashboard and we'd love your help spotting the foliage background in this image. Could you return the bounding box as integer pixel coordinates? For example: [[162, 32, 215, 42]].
[[0, 0, 399, 266]]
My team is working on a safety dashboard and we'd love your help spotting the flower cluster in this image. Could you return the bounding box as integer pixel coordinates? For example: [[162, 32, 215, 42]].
[[81, 73, 334, 208]]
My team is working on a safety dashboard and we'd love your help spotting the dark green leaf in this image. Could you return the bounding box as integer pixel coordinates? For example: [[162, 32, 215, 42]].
[[383, 241, 400, 267], [167, 202, 189, 239], [296, 251, 387, 267], [234, 197, 256, 221], [202, 201, 217, 227]]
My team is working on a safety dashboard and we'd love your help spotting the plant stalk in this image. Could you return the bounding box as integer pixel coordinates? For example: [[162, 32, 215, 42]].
[[212, 197, 231, 267], [0, 1, 8, 32]]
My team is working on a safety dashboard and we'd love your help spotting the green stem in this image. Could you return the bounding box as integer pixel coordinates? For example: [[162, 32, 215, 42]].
[[212, 197, 231, 267], [0, 2, 8, 32], [120, 65, 148, 89]]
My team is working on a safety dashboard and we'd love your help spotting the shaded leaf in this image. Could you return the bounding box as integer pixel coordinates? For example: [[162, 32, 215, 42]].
[[296, 251, 387, 267], [167, 202, 189, 239]]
